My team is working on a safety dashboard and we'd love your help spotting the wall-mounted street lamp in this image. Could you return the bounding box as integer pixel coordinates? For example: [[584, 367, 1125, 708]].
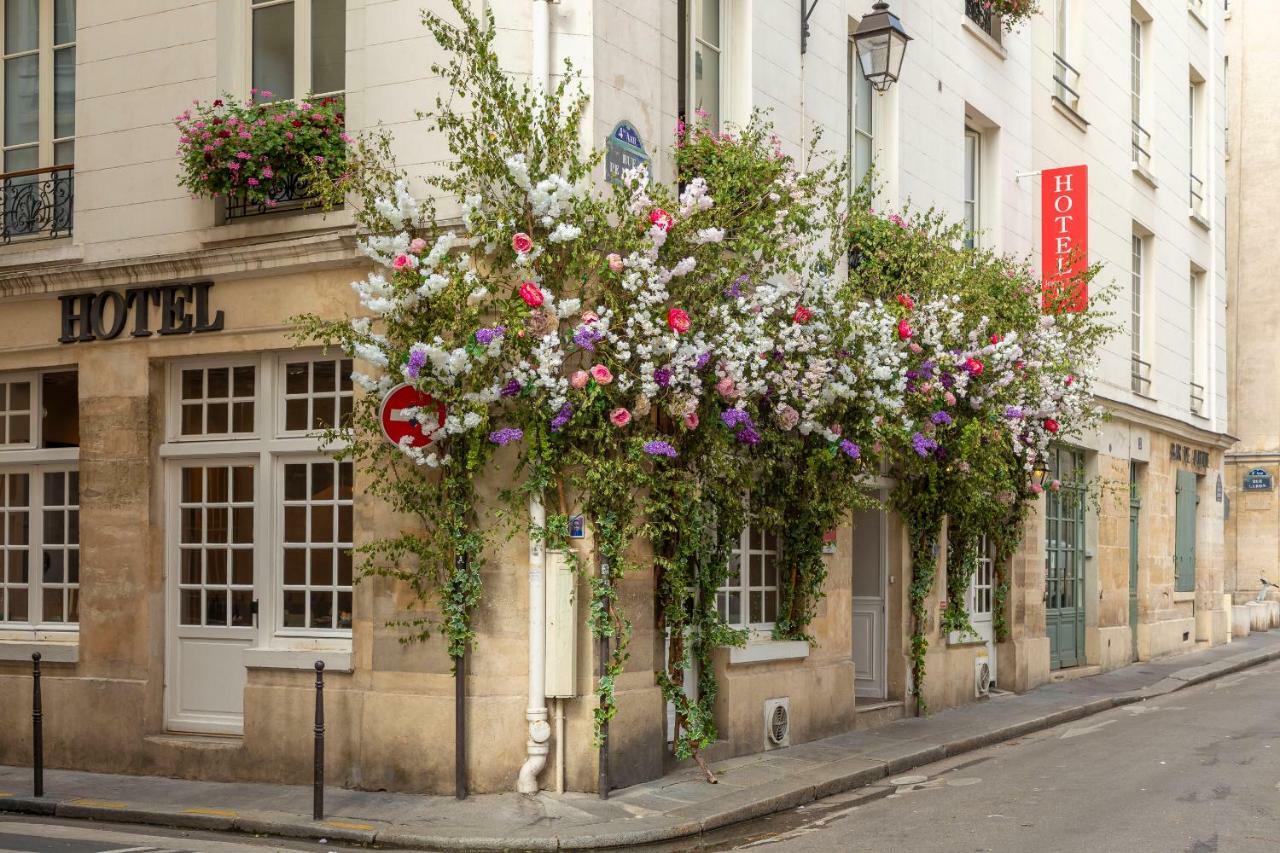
[[1032, 458, 1051, 488], [852, 2, 912, 92]]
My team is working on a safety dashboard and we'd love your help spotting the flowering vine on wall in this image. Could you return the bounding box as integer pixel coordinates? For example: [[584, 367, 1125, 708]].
[[286, 0, 1112, 782]]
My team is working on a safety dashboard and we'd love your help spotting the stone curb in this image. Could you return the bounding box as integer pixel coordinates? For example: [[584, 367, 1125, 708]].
[[4, 645, 1280, 851]]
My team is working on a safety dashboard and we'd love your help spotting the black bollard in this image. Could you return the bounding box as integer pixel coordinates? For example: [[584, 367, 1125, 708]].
[[32, 652, 42, 798], [313, 660, 325, 821]]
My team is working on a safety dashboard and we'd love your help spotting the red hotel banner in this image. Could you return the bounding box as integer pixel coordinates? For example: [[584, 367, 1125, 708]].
[[1041, 164, 1088, 312]]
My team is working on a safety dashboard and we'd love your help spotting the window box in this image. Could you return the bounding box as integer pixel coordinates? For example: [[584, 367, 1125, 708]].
[[728, 638, 810, 665]]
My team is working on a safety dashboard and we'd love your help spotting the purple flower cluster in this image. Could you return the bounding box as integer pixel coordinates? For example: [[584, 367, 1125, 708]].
[[695, 351, 712, 370], [550, 403, 573, 433], [474, 325, 506, 346], [653, 366, 672, 388], [940, 373, 956, 389], [724, 275, 748, 299], [930, 411, 953, 426], [404, 348, 427, 379], [643, 440, 678, 458], [911, 432, 938, 458], [500, 379, 522, 398], [572, 325, 604, 351], [1003, 405, 1024, 419], [488, 427, 523, 446], [720, 408, 760, 445], [839, 440, 861, 459]]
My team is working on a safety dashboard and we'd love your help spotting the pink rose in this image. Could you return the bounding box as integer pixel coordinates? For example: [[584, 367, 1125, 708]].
[[684, 411, 699, 429], [649, 208, 674, 231], [393, 253, 413, 270], [570, 370, 589, 389], [409, 237, 428, 254], [609, 408, 632, 427], [1030, 483, 1045, 495], [607, 253, 624, 272], [581, 310, 600, 324], [518, 281, 544, 307], [909, 343, 923, 354], [667, 308, 691, 334], [590, 364, 613, 385], [716, 377, 738, 400], [897, 319, 913, 340], [944, 391, 957, 407], [512, 232, 534, 254], [965, 357, 984, 376]]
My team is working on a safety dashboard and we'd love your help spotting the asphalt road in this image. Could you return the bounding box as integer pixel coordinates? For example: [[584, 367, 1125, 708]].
[[689, 659, 1280, 853]]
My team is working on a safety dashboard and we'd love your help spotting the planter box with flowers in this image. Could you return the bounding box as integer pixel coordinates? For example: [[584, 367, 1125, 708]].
[[175, 90, 349, 221]]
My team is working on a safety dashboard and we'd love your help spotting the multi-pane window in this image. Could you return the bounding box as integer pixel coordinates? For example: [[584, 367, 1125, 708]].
[[1130, 233, 1150, 395], [968, 534, 994, 618], [717, 526, 780, 629], [2, 0, 75, 172], [282, 355, 353, 433], [963, 128, 980, 249], [849, 42, 874, 189], [1130, 16, 1151, 169], [179, 364, 256, 437], [281, 459, 352, 630], [250, 0, 346, 101], [1052, 0, 1081, 112], [1189, 78, 1205, 215], [178, 464, 255, 628], [689, 0, 723, 131], [1190, 271, 1205, 415], [0, 368, 79, 629]]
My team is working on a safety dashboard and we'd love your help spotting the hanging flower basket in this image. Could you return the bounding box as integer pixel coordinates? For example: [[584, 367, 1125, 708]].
[[174, 91, 349, 216]]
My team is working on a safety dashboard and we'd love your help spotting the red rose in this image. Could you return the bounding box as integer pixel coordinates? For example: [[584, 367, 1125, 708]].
[[897, 319, 913, 340], [965, 357, 984, 376], [291, 119, 303, 128], [518, 281, 544, 307], [512, 232, 534, 254], [213, 99, 224, 107], [896, 294, 915, 310], [1064, 374, 1075, 387], [990, 333, 1003, 344], [667, 307, 691, 333], [649, 208, 674, 232], [1043, 418, 1060, 434], [793, 305, 814, 324]]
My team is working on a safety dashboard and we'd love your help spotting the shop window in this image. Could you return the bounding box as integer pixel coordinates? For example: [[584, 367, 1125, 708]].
[[717, 525, 780, 629], [250, 0, 346, 102], [0, 367, 79, 628]]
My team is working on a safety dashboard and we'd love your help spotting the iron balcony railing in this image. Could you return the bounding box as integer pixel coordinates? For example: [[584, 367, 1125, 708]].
[[1053, 53, 1082, 113], [1131, 355, 1152, 396], [1, 163, 72, 243], [1191, 381, 1205, 415], [1131, 120, 1153, 170], [224, 171, 321, 221], [1190, 173, 1205, 215], [964, 1, 1002, 44]]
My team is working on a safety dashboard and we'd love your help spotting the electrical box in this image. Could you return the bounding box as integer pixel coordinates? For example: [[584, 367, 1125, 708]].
[[544, 548, 578, 698]]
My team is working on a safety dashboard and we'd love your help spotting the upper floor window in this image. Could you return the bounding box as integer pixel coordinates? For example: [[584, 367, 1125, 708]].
[[849, 40, 875, 190], [1189, 269, 1205, 415], [717, 525, 780, 630], [963, 126, 980, 249], [1052, 0, 1081, 113], [1130, 11, 1151, 170], [1189, 73, 1206, 217], [1130, 231, 1152, 395], [250, 0, 345, 102]]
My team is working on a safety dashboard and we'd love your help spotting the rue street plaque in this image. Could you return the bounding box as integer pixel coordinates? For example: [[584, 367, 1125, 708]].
[[605, 120, 649, 186], [1244, 467, 1273, 492]]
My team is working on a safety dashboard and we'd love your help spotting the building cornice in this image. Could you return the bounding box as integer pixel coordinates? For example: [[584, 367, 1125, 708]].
[[1097, 394, 1238, 450]]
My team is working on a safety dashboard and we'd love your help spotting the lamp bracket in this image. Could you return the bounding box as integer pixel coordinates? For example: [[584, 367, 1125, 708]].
[[800, 0, 820, 55]]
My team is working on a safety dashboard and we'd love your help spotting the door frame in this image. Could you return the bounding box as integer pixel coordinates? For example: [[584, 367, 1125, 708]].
[[852, 494, 889, 700], [1046, 447, 1086, 670]]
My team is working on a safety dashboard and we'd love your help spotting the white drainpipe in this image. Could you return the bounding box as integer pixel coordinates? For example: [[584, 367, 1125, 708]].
[[517, 0, 554, 796]]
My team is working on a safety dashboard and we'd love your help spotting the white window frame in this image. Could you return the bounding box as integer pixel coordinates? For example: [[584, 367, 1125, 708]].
[[963, 126, 981, 249], [1189, 72, 1206, 217], [0, 0, 75, 173], [848, 38, 875, 191], [1130, 10, 1152, 170], [246, 0, 345, 101], [276, 351, 354, 437], [1130, 231, 1152, 395], [0, 371, 36, 450], [0, 366, 79, 637], [160, 351, 353, 655], [1190, 268, 1206, 415], [717, 524, 782, 633]]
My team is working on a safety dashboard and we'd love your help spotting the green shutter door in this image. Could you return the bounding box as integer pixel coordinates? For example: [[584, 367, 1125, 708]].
[[1129, 463, 1141, 660], [1046, 448, 1086, 670], [1174, 470, 1198, 594]]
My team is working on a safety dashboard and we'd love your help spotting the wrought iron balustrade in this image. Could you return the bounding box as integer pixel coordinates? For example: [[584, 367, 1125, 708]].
[[1131, 121, 1153, 170], [1053, 53, 1082, 113], [1131, 355, 1152, 396], [224, 171, 322, 221], [964, 1, 1002, 43], [0, 164, 72, 244]]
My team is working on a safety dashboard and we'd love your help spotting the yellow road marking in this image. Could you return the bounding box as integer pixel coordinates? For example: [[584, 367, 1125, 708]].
[[183, 807, 238, 817], [69, 798, 129, 809], [324, 820, 374, 831]]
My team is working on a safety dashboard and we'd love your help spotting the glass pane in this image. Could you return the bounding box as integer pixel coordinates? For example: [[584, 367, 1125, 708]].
[[337, 549, 352, 585], [232, 466, 254, 502], [232, 548, 253, 585], [41, 371, 78, 448], [206, 466, 229, 503], [54, 46, 73, 139], [233, 365, 255, 397], [4, 0, 37, 54], [285, 399, 308, 431], [10, 381, 29, 410], [283, 590, 306, 627], [286, 362, 308, 394], [206, 589, 228, 626], [181, 548, 201, 584], [313, 360, 336, 392], [694, 45, 720, 130], [310, 505, 333, 542], [7, 510, 26, 546], [697, 0, 719, 45], [284, 463, 307, 501], [749, 592, 762, 624], [44, 472, 65, 507], [42, 549, 62, 583], [232, 401, 254, 433], [311, 548, 332, 585], [9, 415, 28, 444], [181, 405, 202, 436], [43, 510, 63, 544], [206, 506, 228, 543], [337, 591, 352, 629], [181, 589, 201, 625], [206, 402, 228, 433], [54, 0, 74, 45], [310, 590, 332, 628], [4, 144, 35, 173], [232, 507, 253, 543], [206, 548, 227, 584], [8, 473, 27, 507], [181, 369, 203, 400], [5, 54, 38, 146], [749, 553, 762, 586], [231, 590, 253, 626], [43, 588, 63, 622], [311, 0, 345, 93], [312, 397, 335, 430], [53, 138, 72, 166], [338, 505, 351, 543], [310, 462, 333, 498], [340, 360, 352, 390], [181, 508, 201, 543], [207, 367, 229, 399], [339, 395, 353, 427], [339, 462, 353, 500], [727, 591, 740, 624], [284, 548, 306, 584], [252, 2, 295, 101], [283, 505, 306, 542], [9, 581, 26, 620]]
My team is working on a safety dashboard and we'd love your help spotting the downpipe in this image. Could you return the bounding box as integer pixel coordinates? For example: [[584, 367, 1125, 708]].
[[518, 494, 551, 794]]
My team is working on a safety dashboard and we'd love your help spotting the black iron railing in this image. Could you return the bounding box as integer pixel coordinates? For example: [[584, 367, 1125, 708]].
[[1131, 121, 1152, 169], [1, 164, 72, 243], [964, 1, 1002, 43], [1053, 53, 1082, 113], [224, 171, 320, 221], [1131, 355, 1152, 395]]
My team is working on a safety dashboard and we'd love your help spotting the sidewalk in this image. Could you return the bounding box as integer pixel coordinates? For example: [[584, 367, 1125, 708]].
[[4, 632, 1280, 851]]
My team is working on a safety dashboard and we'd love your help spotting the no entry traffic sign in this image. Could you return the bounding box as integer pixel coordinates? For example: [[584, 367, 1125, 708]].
[[380, 383, 446, 448]]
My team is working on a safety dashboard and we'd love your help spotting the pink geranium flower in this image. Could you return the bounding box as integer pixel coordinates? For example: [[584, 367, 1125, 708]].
[[512, 232, 534, 254], [609, 408, 631, 427], [590, 364, 613, 385]]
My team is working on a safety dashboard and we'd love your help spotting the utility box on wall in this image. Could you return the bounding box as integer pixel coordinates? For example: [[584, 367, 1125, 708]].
[[545, 548, 578, 697]]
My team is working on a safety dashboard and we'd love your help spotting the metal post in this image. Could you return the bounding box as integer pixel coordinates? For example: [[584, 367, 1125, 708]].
[[454, 646, 466, 800], [31, 652, 42, 798], [597, 633, 609, 800], [313, 660, 325, 821]]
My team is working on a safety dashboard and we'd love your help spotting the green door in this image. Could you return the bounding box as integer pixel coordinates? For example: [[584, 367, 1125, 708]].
[[1129, 463, 1141, 660], [1174, 470, 1199, 593], [1046, 447, 1086, 669]]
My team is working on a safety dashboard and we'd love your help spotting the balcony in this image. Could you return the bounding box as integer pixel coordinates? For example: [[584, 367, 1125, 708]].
[[1131, 121, 1153, 171], [1, 164, 73, 243], [1131, 355, 1152, 396], [1190, 381, 1206, 415], [1053, 53, 1082, 114], [223, 172, 322, 222], [964, 1, 1002, 44]]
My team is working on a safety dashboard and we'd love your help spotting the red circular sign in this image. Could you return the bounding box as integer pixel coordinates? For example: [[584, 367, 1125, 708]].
[[380, 383, 447, 448]]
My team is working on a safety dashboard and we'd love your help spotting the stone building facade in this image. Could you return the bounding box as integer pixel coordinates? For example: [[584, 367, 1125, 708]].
[[0, 0, 1231, 797]]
